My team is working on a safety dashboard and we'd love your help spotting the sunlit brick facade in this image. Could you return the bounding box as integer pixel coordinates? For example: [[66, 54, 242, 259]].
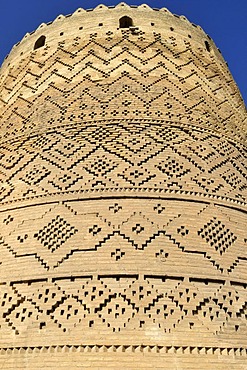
[[0, 3, 246, 368]]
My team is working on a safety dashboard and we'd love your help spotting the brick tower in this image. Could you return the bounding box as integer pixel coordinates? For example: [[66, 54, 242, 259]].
[[0, 3, 246, 369]]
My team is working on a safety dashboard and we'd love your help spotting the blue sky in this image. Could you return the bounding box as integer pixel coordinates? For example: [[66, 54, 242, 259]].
[[0, 0, 246, 105]]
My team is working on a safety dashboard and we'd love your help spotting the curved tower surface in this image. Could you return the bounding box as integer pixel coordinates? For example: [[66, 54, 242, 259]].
[[0, 3, 246, 368]]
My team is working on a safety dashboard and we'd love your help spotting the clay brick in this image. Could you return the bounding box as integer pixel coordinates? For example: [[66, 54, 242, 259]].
[[0, 3, 246, 369]]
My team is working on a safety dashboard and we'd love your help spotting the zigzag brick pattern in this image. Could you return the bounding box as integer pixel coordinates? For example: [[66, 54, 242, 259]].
[[0, 3, 246, 368]]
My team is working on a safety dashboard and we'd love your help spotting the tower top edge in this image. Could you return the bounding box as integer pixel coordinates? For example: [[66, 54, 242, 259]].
[[2, 2, 208, 64]]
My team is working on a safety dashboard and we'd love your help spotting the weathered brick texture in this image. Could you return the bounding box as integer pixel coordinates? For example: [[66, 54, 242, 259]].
[[0, 3, 246, 368]]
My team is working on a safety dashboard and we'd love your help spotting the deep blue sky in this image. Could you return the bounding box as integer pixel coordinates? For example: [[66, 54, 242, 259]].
[[0, 0, 246, 105]]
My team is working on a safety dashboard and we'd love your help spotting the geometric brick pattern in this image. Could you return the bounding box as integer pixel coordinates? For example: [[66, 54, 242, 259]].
[[0, 123, 246, 206], [0, 200, 246, 273], [1, 275, 247, 340], [0, 3, 246, 369], [34, 215, 78, 253], [198, 218, 237, 255]]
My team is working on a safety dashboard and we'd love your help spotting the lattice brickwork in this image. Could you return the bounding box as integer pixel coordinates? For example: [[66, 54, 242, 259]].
[[0, 3, 246, 369]]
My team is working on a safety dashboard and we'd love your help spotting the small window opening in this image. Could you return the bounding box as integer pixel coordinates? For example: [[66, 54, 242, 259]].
[[34, 36, 46, 50], [205, 40, 211, 52], [99, 23, 103, 26], [119, 16, 133, 28]]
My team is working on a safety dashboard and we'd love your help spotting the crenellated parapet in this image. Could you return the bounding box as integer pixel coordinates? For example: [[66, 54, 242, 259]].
[[0, 4, 246, 369], [2, 3, 215, 66]]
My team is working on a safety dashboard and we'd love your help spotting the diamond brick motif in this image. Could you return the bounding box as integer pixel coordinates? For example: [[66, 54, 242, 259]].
[[111, 248, 125, 261], [84, 154, 118, 176], [120, 212, 158, 249], [198, 217, 237, 255], [22, 164, 50, 185], [157, 157, 190, 179], [0, 3, 246, 361], [34, 215, 78, 253], [0, 150, 24, 170], [49, 170, 81, 191], [109, 203, 122, 213], [89, 224, 102, 236], [53, 296, 89, 331], [119, 165, 156, 186], [6, 299, 42, 335], [97, 294, 137, 332]]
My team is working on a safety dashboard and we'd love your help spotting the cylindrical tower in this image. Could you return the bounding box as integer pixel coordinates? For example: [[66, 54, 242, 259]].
[[0, 3, 246, 368]]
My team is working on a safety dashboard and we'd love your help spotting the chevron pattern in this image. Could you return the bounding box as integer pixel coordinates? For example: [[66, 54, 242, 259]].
[[0, 3, 246, 368]]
